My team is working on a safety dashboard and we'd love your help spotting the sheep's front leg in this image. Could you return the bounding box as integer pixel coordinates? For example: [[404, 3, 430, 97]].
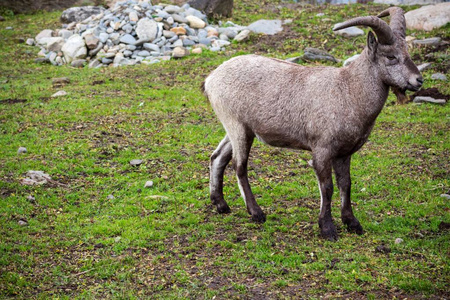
[[210, 136, 233, 214], [332, 156, 364, 235], [313, 150, 338, 241]]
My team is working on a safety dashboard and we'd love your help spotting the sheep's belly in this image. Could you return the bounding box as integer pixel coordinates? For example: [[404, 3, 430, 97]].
[[255, 134, 311, 151]]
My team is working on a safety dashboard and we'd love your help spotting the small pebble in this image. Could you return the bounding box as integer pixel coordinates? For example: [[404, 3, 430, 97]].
[[107, 194, 115, 200], [440, 194, 450, 200], [51, 90, 67, 97], [144, 180, 154, 188], [394, 238, 404, 244], [18, 220, 28, 226], [431, 73, 447, 81], [18, 147, 27, 154], [130, 159, 143, 166]]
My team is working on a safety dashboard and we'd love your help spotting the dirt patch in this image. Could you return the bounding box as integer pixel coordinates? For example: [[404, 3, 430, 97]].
[[411, 87, 449, 101], [0, 98, 27, 104]]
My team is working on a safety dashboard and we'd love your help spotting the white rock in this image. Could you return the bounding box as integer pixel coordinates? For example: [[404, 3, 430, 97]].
[[129, 11, 139, 22], [395, 238, 404, 244], [37, 37, 65, 52], [52, 90, 68, 97], [186, 15, 206, 29], [144, 181, 154, 188], [192, 47, 202, 54], [136, 18, 159, 42], [21, 170, 52, 185], [234, 29, 251, 42], [35, 29, 54, 41], [61, 35, 87, 63], [405, 3, 450, 31]]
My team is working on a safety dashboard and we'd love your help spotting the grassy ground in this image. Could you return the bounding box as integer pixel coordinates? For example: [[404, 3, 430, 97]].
[[0, 1, 449, 298]]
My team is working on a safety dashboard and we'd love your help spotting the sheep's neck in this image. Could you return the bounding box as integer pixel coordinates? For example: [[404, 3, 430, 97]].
[[345, 53, 390, 124]]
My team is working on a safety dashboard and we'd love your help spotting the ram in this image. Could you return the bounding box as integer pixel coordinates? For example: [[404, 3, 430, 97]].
[[203, 8, 422, 240]]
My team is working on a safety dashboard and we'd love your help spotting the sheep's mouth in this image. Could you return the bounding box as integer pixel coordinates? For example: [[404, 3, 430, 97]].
[[406, 83, 422, 92]]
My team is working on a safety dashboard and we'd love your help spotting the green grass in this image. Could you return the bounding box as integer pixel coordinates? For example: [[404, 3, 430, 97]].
[[0, 1, 449, 298]]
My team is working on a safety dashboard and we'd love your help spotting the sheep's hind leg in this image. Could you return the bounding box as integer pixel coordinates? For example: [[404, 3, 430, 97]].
[[332, 156, 364, 235], [210, 136, 233, 214], [230, 130, 266, 223], [313, 150, 338, 241]]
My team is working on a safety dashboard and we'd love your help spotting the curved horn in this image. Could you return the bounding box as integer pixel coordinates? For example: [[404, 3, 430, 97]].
[[333, 16, 394, 45], [378, 7, 406, 39]]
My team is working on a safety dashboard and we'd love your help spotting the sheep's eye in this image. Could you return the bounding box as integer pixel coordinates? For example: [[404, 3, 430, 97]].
[[387, 56, 396, 60]]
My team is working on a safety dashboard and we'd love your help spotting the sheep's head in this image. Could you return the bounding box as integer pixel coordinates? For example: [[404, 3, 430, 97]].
[[334, 8, 423, 92]]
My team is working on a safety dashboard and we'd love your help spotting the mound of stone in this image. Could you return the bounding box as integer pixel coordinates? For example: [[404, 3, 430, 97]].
[[29, 0, 265, 68]]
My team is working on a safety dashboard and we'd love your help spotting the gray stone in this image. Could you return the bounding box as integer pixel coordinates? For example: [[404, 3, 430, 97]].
[[212, 39, 230, 47], [163, 30, 176, 38], [89, 42, 103, 57], [171, 14, 188, 24], [58, 29, 73, 40], [88, 59, 101, 68], [136, 18, 159, 42], [130, 159, 143, 166], [333, 23, 364, 37], [405, 3, 450, 31], [234, 29, 250, 42], [431, 73, 447, 81], [440, 194, 450, 199], [99, 32, 109, 44], [413, 37, 441, 46], [109, 32, 120, 44], [35, 29, 54, 41], [247, 19, 283, 35], [61, 6, 105, 24], [183, 38, 196, 46], [18, 147, 27, 154], [120, 33, 137, 44], [413, 96, 446, 104], [122, 23, 133, 34], [26, 38, 35, 46], [143, 43, 160, 52], [71, 59, 86, 67], [303, 47, 338, 63], [199, 37, 211, 45], [61, 35, 87, 63], [123, 50, 133, 57], [37, 37, 65, 52], [138, 50, 150, 56], [101, 57, 113, 64], [164, 5, 182, 14]]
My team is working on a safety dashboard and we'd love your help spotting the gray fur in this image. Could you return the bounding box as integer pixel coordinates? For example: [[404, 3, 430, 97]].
[[204, 8, 423, 240]]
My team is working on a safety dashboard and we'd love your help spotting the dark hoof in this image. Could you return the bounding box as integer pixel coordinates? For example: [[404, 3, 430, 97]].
[[319, 220, 338, 241], [343, 217, 364, 235], [251, 211, 266, 223], [216, 202, 231, 214]]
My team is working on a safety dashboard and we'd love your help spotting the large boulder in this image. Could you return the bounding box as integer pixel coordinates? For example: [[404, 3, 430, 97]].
[[187, 0, 233, 18], [405, 3, 450, 31], [60, 6, 105, 24], [61, 35, 87, 63]]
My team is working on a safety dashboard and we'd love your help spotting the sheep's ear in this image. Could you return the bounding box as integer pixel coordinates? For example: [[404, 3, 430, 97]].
[[367, 31, 378, 60]]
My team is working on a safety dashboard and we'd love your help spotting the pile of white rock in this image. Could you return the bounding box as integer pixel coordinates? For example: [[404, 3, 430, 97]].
[[28, 0, 252, 68]]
